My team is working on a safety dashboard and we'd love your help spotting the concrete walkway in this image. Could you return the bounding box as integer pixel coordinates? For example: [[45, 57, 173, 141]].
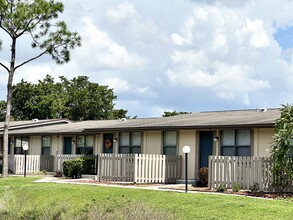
[[33, 176, 279, 201], [34, 176, 187, 192], [34, 176, 247, 197]]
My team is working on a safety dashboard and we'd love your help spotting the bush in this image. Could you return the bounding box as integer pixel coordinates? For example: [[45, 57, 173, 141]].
[[198, 167, 208, 186], [216, 184, 227, 192], [232, 182, 241, 192], [250, 182, 260, 193], [63, 158, 84, 179], [80, 156, 96, 174]]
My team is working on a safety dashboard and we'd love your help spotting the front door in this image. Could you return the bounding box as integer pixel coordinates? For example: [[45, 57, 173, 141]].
[[103, 133, 113, 153], [199, 131, 213, 168], [64, 137, 72, 154]]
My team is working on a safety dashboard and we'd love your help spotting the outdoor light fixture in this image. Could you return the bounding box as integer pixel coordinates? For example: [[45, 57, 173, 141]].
[[213, 137, 219, 142], [182, 145, 191, 193], [22, 144, 29, 177], [113, 138, 118, 143]]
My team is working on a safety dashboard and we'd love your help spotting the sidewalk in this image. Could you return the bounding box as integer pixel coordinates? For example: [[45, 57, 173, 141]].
[[34, 176, 221, 195]]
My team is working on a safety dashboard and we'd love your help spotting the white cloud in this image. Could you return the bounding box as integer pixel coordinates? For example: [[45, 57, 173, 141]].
[[237, 17, 270, 48], [101, 77, 130, 93], [171, 33, 186, 46], [3, 0, 293, 117], [105, 2, 137, 23], [76, 17, 146, 71], [166, 3, 291, 106]]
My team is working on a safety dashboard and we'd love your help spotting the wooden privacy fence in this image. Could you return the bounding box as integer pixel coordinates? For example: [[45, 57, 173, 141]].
[[97, 153, 135, 182], [97, 154, 182, 184], [208, 156, 278, 191], [8, 155, 54, 174]]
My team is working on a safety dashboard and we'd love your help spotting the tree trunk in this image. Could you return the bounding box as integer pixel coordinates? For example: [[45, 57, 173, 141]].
[[2, 37, 16, 177]]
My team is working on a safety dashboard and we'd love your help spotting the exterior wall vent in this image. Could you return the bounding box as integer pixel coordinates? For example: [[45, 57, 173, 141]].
[[257, 108, 267, 112]]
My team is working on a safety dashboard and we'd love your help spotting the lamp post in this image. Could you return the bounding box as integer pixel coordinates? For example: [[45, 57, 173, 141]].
[[22, 144, 29, 177], [182, 145, 191, 193]]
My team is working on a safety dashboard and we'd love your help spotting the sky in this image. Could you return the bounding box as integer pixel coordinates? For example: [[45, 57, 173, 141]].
[[2, 0, 293, 117]]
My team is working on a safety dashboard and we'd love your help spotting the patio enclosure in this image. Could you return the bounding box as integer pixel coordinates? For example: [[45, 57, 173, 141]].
[[6, 153, 182, 184], [208, 156, 293, 192]]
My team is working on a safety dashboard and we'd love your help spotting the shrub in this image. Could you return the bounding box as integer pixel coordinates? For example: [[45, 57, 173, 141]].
[[232, 182, 241, 192], [216, 184, 227, 192], [63, 158, 84, 178], [250, 182, 260, 193], [81, 156, 96, 174], [198, 167, 208, 186]]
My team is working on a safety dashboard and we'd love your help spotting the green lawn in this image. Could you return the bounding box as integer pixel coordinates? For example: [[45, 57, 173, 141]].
[[0, 176, 292, 219]]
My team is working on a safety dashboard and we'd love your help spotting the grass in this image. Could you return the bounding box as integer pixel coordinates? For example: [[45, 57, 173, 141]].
[[0, 176, 292, 219]]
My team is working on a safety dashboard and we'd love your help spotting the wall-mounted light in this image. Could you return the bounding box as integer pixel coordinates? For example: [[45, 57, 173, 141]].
[[113, 138, 118, 143], [213, 137, 219, 142], [72, 140, 76, 145]]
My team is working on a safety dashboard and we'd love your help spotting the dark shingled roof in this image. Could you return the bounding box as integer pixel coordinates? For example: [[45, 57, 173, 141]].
[[0, 108, 280, 135]]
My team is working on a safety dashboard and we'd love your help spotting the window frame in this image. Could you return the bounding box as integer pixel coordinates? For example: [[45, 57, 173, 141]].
[[119, 132, 141, 154], [163, 130, 177, 155], [41, 136, 51, 155], [14, 136, 29, 155], [220, 129, 251, 156], [76, 135, 94, 155]]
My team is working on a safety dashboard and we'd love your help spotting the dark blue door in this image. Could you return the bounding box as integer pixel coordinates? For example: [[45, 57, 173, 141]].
[[199, 131, 213, 168], [64, 137, 72, 154]]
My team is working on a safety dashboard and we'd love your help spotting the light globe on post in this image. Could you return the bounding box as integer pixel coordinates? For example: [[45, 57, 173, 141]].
[[22, 144, 29, 177], [182, 145, 191, 193]]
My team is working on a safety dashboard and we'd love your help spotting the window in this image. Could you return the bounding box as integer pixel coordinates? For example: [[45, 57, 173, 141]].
[[14, 137, 29, 154], [221, 129, 251, 156], [163, 131, 177, 155], [119, 132, 141, 153], [76, 135, 94, 155], [42, 136, 51, 155]]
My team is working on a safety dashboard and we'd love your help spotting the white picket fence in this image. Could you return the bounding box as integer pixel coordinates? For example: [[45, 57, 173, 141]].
[[134, 154, 181, 183], [8, 155, 54, 174], [6, 153, 181, 183], [208, 156, 293, 191], [97, 153, 182, 183]]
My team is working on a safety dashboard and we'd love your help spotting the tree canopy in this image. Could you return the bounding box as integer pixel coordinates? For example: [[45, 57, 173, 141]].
[[7, 75, 128, 121], [271, 104, 293, 192], [162, 110, 191, 117], [0, 0, 81, 177]]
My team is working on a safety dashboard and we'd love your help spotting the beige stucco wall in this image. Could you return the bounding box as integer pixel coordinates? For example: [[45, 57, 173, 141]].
[[178, 130, 197, 179], [143, 131, 162, 154], [29, 136, 41, 155], [253, 128, 274, 157], [51, 135, 62, 155]]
